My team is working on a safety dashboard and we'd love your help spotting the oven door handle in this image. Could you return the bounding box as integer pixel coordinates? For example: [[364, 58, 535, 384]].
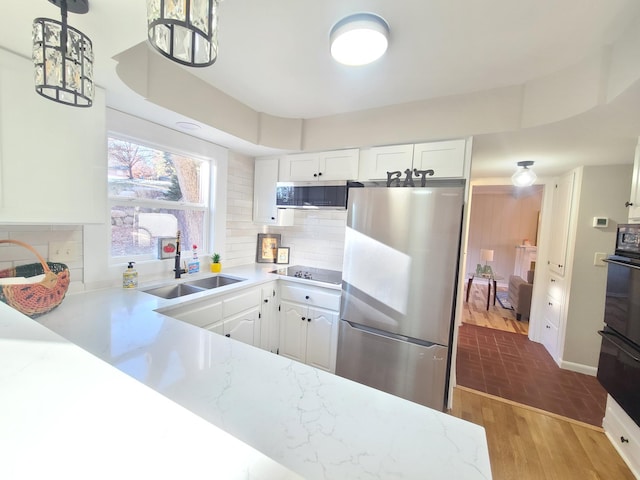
[[598, 330, 640, 362]]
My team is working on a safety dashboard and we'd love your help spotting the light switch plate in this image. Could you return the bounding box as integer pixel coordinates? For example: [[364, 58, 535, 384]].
[[594, 252, 607, 266], [49, 241, 78, 262]]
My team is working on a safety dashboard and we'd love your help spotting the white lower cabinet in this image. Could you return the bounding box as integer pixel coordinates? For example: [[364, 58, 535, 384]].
[[163, 283, 275, 350], [278, 282, 340, 373]]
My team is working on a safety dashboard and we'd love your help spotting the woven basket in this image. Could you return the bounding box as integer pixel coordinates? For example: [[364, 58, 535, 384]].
[[0, 239, 70, 318]]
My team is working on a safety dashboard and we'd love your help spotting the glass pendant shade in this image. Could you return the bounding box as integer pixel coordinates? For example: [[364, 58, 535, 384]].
[[147, 0, 219, 67], [511, 161, 537, 187], [33, 5, 94, 107], [330, 13, 389, 66]]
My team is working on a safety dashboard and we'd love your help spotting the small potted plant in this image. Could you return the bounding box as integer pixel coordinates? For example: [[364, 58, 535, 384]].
[[210, 253, 221, 273]]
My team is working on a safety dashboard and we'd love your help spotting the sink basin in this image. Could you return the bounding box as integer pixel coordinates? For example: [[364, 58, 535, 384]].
[[184, 275, 245, 289], [143, 275, 246, 299], [143, 283, 205, 299]]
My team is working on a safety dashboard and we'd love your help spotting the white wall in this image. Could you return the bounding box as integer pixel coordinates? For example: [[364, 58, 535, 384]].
[[563, 164, 632, 368]]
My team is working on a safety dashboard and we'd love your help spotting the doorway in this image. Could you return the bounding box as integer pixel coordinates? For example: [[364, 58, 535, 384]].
[[462, 184, 543, 335]]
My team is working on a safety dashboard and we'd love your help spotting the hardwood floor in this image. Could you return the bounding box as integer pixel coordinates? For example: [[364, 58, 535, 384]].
[[449, 387, 635, 480], [463, 282, 529, 334]]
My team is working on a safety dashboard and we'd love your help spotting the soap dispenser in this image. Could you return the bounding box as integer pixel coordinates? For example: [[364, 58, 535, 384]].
[[123, 261, 138, 289]]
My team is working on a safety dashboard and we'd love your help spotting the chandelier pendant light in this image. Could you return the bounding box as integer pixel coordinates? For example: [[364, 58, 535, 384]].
[[330, 13, 389, 66], [147, 0, 219, 67], [511, 161, 537, 187], [33, 0, 94, 107]]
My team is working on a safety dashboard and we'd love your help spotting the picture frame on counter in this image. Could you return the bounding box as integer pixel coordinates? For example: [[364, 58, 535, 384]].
[[256, 233, 281, 263], [276, 247, 290, 264], [158, 237, 178, 260]]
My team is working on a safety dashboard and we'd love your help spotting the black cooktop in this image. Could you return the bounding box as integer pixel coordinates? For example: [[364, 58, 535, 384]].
[[271, 265, 342, 285]]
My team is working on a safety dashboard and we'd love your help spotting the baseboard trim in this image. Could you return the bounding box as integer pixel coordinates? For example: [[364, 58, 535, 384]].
[[560, 360, 597, 376]]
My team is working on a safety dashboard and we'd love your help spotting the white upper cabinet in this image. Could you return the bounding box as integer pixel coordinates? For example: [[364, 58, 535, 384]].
[[358, 139, 467, 181], [548, 171, 575, 276], [279, 149, 359, 182], [0, 50, 106, 224], [253, 157, 279, 224]]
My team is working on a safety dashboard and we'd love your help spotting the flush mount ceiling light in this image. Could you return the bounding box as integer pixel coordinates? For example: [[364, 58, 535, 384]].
[[33, 0, 94, 107], [511, 161, 537, 187], [147, 0, 219, 67], [330, 13, 389, 66]]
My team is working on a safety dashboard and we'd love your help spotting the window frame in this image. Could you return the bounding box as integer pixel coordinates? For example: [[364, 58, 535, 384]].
[[107, 132, 211, 264]]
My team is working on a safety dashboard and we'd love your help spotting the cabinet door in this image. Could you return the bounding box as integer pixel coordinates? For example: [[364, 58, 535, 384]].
[[318, 149, 359, 180], [413, 139, 466, 178], [541, 320, 559, 358], [279, 300, 307, 363], [224, 307, 260, 347], [305, 307, 338, 373], [279, 153, 319, 181], [548, 172, 575, 276], [253, 157, 279, 224], [260, 283, 279, 353], [358, 144, 414, 180], [0, 50, 106, 224], [629, 141, 640, 220]]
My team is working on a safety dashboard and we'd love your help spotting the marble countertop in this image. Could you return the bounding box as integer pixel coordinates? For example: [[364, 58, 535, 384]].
[[32, 264, 491, 479]]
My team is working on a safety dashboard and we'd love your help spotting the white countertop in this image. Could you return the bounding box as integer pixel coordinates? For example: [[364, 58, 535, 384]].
[[23, 264, 491, 479]]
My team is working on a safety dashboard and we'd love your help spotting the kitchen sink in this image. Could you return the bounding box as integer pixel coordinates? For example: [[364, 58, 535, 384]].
[[184, 275, 245, 289], [143, 275, 246, 299], [143, 283, 206, 299]]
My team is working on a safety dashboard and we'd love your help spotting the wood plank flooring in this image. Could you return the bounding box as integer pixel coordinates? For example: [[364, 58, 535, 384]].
[[449, 387, 635, 480], [463, 282, 529, 334]]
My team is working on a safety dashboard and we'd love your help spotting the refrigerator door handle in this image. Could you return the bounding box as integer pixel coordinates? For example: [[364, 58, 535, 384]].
[[342, 320, 445, 349]]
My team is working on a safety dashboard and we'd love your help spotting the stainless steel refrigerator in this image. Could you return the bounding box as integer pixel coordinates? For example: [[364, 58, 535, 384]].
[[335, 185, 464, 411]]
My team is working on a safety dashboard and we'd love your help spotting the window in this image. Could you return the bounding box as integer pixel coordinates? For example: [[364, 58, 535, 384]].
[[108, 136, 209, 260]]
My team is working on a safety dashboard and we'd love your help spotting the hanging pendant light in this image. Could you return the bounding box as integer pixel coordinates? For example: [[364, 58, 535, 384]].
[[511, 161, 537, 187], [330, 13, 389, 66], [147, 0, 219, 67], [33, 0, 94, 107]]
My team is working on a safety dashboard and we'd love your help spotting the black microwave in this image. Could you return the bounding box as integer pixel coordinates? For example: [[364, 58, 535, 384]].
[[276, 181, 363, 209]]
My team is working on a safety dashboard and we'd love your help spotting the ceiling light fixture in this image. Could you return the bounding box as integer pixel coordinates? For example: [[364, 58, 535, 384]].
[[511, 161, 537, 187], [330, 13, 389, 66], [147, 0, 219, 67], [33, 0, 94, 107]]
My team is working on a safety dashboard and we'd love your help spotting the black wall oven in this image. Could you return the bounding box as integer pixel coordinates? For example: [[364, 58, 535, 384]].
[[598, 224, 640, 427]]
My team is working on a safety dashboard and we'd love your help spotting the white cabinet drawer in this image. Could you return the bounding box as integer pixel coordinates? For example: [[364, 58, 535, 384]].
[[547, 275, 564, 302], [280, 283, 341, 311], [544, 295, 562, 329], [223, 288, 262, 318]]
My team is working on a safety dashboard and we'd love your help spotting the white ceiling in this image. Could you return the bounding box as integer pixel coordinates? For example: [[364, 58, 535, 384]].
[[3, 1, 640, 178]]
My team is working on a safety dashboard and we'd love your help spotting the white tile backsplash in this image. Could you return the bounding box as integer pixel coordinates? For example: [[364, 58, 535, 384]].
[[269, 210, 347, 271], [0, 225, 84, 288]]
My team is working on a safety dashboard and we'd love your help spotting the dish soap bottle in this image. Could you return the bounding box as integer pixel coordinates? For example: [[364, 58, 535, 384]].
[[123, 261, 138, 288], [188, 244, 200, 274]]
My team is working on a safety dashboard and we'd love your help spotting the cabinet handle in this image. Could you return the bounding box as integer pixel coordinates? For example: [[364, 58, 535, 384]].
[[621, 436, 630, 443], [305, 295, 310, 300], [546, 325, 551, 329], [626, 201, 634, 208], [301, 316, 306, 321], [271, 216, 276, 220], [307, 318, 311, 322], [318, 172, 322, 177], [264, 299, 269, 303], [225, 334, 230, 337], [558, 264, 563, 268], [313, 173, 318, 177], [551, 279, 556, 282], [548, 302, 553, 306]]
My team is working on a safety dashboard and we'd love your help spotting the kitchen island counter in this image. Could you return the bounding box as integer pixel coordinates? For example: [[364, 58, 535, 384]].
[[33, 264, 491, 479]]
